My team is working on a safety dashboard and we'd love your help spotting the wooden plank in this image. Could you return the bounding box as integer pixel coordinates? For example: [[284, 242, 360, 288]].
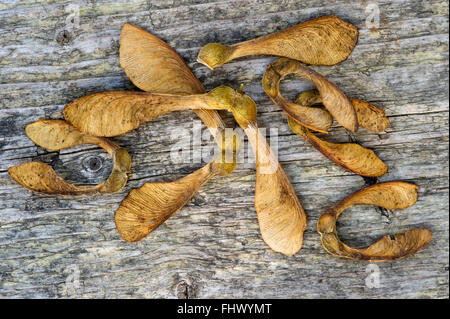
[[0, 0, 448, 298]]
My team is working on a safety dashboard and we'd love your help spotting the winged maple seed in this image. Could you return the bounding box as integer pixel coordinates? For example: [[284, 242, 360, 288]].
[[119, 23, 230, 148], [115, 86, 306, 255], [295, 89, 390, 132], [213, 86, 307, 256], [62, 87, 258, 137], [8, 119, 131, 195], [115, 136, 237, 242], [288, 90, 388, 177], [197, 15, 358, 69], [262, 58, 358, 133], [63, 91, 216, 137], [317, 181, 432, 261], [114, 23, 239, 242]]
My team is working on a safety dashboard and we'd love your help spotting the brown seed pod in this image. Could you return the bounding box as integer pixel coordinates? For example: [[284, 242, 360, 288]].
[[295, 89, 390, 132], [288, 118, 387, 177], [9, 119, 131, 195], [119, 23, 227, 147], [112, 24, 239, 243], [114, 86, 306, 254], [222, 87, 307, 256], [317, 181, 432, 261], [197, 15, 358, 69], [262, 58, 358, 133]]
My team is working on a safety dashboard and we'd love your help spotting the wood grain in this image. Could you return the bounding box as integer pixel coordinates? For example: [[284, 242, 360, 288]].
[[0, 0, 448, 298]]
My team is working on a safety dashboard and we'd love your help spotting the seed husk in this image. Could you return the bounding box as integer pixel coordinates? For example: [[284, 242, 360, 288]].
[[114, 23, 239, 242]]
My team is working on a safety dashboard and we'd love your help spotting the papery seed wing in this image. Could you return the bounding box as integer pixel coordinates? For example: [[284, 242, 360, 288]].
[[120, 23, 204, 95], [8, 162, 102, 195]]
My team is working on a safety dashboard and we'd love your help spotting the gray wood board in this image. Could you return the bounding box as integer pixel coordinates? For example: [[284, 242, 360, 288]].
[[0, 0, 448, 298]]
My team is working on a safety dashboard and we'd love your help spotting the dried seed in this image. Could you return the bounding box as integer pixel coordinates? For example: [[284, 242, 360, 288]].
[[317, 181, 432, 261], [223, 87, 307, 256], [114, 24, 239, 242], [263, 58, 358, 133], [120, 23, 228, 144], [9, 120, 130, 195], [197, 15, 358, 69]]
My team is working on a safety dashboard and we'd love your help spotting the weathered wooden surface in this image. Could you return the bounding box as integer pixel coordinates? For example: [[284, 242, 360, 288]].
[[0, 0, 448, 298]]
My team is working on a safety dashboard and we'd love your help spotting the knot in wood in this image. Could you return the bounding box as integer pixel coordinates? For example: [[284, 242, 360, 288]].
[[82, 155, 103, 173]]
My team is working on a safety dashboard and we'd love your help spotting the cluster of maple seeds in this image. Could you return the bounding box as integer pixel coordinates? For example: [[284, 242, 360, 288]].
[[9, 15, 431, 260]]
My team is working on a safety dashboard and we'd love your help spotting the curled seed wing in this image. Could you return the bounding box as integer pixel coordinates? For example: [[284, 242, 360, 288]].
[[295, 90, 390, 133], [355, 229, 432, 261], [288, 117, 387, 177], [278, 98, 333, 134], [335, 181, 419, 212], [262, 62, 333, 133], [350, 97, 390, 132], [264, 58, 357, 132], [321, 228, 432, 262], [317, 182, 431, 261], [198, 15, 358, 69]]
